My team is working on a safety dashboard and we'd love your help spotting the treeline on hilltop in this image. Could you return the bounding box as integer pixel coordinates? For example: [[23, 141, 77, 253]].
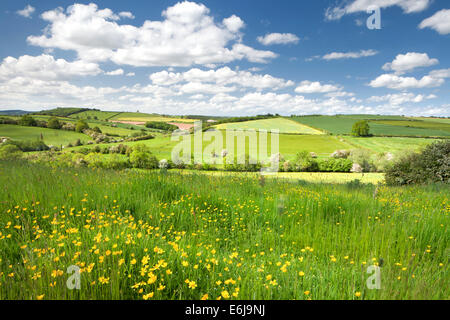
[[32, 107, 97, 117]]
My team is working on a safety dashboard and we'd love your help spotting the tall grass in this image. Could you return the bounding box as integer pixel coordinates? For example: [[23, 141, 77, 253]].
[[0, 161, 448, 300]]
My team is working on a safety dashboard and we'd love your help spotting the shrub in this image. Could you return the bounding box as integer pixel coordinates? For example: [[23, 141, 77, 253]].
[[62, 123, 76, 131], [85, 153, 130, 170], [331, 150, 350, 159], [5, 140, 49, 152], [47, 117, 62, 129], [293, 151, 319, 172], [129, 144, 159, 169], [373, 152, 395, 173], [92, 127, 102, 134], [19, 115, 37, 127], [73, 139, 82, 147], [318, 158, 353, 172], [0, 117, 18, 125], [385, 140, 450, 185], [75, 120, 89, 133], [145, 121, 178, 131], [350, 149, 374, 172], [0, 144, 23, 160], [351, 120, 370, 137]]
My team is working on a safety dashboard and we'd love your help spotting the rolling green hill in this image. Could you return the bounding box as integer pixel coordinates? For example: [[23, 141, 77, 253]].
[[215, 118, 323, 135], [292, 115, 450, 137], [0, 125, 92, 146]]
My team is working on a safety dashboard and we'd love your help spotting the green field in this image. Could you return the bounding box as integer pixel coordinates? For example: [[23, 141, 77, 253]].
[[215, 118, 323, 135], [377, 120, 450, 134], [292, 116, 450, 137], [0, 125, 92, 146], [0, 161, 447, 300], [343, 136, 441, 154]]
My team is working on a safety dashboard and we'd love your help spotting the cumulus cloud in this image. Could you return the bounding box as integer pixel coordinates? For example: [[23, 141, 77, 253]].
[[369, 68, 450, 90], [382, 52, 439, 74], [257, 33, 300, 45], [223, 15, 245, 33], [419, 9, 450, 35], [17, 5, 35, 18], [105, 68, 124, 76], [0, 54, 102, 81], [295, 81, 341, 94], [27, 2, 276, 67], [325, 0, 431, 20], [119, 11, 135, 19], [149, 67, 294, 90], [322, 49, 378, 60], [367, 92, 436, 106]]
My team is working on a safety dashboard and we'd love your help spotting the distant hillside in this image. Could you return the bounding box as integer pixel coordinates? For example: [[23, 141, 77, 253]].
[[0, 110, 32, 116], [32, 107, 96, 117]]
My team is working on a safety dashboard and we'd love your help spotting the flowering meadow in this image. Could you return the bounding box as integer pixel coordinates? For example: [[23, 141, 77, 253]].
[[0, 161, 448, 300]]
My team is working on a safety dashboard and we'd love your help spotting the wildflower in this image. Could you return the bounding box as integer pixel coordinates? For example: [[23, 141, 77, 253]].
[[355, 292, 361, 297], [299, 271, 305, 277], [36, 294, 45, 300], [188, 281, 197, 289], [201, 294, 209, 300], [221, 291, 230, 299], [143, 292, 154, 300]]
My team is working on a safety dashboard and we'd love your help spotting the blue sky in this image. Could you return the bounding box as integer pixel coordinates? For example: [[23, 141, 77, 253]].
[[0, 0, 449, 116]]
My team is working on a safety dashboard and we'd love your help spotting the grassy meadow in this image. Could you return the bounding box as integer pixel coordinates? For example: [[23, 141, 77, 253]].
[[292, 115, 450, 137], [0, 125, 92, 146], [0, 161, 448, 300], [215, 118, 323, 135]]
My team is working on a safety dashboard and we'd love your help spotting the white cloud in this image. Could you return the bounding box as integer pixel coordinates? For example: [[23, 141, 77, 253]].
[[27, 2, 276, 67], [105, 69, 124, 76], [126, 72, 135, 77], [322, 49, 378, 60], [149, 67, 294, 90], [17, 5, 35, 18], [369, 68, 450, 90], [179, 82, 236, 95], [222, 15, 245, 33], [0, 54, 101, 81], [382, 52, 439, 74], [325, 0, 431, 20], [119, 11, 135, 19], [368, 92, 436, 106], [257, 33, 299, 45], [419, 9, 450, 35], [429, 68, 450, 79], [295, 81, 341, 94]]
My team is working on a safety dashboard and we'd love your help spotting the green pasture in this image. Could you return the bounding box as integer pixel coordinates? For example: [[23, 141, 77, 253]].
[[0, 125, 92, 146]]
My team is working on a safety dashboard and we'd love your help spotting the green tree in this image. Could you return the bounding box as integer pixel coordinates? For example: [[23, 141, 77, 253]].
[[351, 120, 370, 137], [18, 115, 37, 127], [129, 144, 159, 169], [47, 117, 62, 129], [75, 120, 89, 133], [385, 140, 450, 185]]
